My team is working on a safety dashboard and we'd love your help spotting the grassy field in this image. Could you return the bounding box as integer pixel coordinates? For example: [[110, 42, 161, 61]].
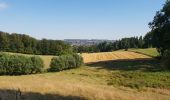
[[0, 60, 170, 100], [82, 51, 152, 64], [0, 49, 170, 100], [128, 48, 159, 57]]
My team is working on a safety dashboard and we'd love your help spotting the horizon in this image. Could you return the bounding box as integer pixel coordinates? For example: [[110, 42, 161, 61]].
[[0, 0, 165, 40]]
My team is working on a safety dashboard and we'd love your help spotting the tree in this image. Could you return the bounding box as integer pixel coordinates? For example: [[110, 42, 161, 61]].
[[143, 32, 154, 48], [149, 0, 170, 55], [0, 31, 73, 56], [9, 33, 24, 53], [138, 36, 144, 48], [0, 32, 9, 51]]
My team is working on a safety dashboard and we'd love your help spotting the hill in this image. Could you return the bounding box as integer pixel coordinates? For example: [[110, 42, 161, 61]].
[[0, 59, 169, 99], [82, 51, 152, 64], [128, 48, 159, 57], [3, 50, 153, 68], [0, 49, 170, 99]]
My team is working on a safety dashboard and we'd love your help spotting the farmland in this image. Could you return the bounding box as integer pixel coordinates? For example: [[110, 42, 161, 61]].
[[0, 61, 170, 100], [0, 49, 170, 100], [1, 0, 170, 100], [3, 50, 154, 68], [82, 51, 152, 64]]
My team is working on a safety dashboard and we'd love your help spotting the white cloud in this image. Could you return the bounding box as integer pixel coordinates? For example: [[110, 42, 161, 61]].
[[0, 2, 8, 10]]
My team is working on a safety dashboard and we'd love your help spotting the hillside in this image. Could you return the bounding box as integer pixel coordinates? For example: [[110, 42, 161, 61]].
[[128, 48, 159, 57], [3, 50, 153, 68], [82, 51, 152, 64], [0, 49, 170, 99], [0, 60, 170, 100]]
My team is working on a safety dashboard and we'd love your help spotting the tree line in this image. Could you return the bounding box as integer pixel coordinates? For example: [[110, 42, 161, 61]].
[[0, 31, 73, 55], [74, 35, 154, 53]]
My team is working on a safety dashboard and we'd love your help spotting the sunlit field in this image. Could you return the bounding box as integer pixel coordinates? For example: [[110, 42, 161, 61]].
[[0, 49, 170, 100], [82, 51, 152, 64], [128, 48, 159, 57]]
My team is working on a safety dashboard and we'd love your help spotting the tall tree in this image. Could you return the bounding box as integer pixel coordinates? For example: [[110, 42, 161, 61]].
[[0, 32, 9, 51], [149, 0, 170, 55]]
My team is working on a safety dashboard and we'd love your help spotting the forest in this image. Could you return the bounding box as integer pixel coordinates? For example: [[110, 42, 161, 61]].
[[74, 33, 154, 53], [0, 32, 73, 55]]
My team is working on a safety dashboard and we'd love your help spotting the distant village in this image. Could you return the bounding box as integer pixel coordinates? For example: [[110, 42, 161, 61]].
[[64, 39, 115, 46]]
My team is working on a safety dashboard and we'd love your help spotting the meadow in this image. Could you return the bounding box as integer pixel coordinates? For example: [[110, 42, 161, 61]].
[[0, 48, 170, 100], [128, 48, 160, 57]]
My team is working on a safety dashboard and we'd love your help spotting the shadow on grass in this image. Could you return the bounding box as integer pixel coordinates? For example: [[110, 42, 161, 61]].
[[87, 58, 163, 72], [0, 89, 86, 100]]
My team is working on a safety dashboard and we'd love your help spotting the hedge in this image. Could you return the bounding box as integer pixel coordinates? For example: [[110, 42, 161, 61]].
[[0, 53, 44, 75], [49, 54, 84, 72]]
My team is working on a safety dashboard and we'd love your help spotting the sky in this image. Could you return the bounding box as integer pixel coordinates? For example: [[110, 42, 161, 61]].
[[0, 0, 166, 40]]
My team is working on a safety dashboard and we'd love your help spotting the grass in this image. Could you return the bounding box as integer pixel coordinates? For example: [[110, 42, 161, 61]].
[[0, 59, 170, 99], [128, 48, 160, 57], [0, 49, 170, 99], [109, 71, 170, 89], [82, 51, 152, 63], [89, 60, 170, 89]]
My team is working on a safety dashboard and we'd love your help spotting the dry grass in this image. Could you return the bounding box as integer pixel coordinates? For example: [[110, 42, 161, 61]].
[[39, 55, 54, 69], [0, 66, 169, 100], [82, 51, 152, 64], [0, 50, 169, 99]]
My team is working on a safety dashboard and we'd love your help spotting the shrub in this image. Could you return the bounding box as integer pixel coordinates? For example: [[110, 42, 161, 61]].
[[162, 50, 170, 69], [0, 53, 44, 75], [72, 54, 84, 67], [30, 56, 44, 73], [49, 57, 65, 71], [49, 54, 84, 72]]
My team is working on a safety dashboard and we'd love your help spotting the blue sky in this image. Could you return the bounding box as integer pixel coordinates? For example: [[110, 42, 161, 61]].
[[0, 0, 165, 40]]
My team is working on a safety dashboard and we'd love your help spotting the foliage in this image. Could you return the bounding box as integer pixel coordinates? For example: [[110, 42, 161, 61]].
[[0, 31, 73, 56], [73, 45, 99, 53], [0, 53, 44, 75], [149, 0, 170, 56], [162, 50, 170, 69], [30, 56, 44, 73], [74, 36, 154, 53], [49, 54, 84, 72], [143, 32, 155, 48]]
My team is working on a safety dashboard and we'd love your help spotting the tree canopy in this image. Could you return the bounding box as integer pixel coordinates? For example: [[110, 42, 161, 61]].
[[149, 0, 170, 55], [0, 31, 73, 56]]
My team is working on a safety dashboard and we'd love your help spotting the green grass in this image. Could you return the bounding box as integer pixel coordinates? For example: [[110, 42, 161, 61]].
[[128, 48, 160, 57], [89, 59, 170, 89], [108, 71, 170, 89]]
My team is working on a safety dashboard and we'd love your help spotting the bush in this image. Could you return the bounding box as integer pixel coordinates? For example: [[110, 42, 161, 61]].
[[49, 54, 84, 72], [30, 56, 44, 73], [162, 50, 170, 69], [0, 53, 44, 75], [72, 54, 84, 67]]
